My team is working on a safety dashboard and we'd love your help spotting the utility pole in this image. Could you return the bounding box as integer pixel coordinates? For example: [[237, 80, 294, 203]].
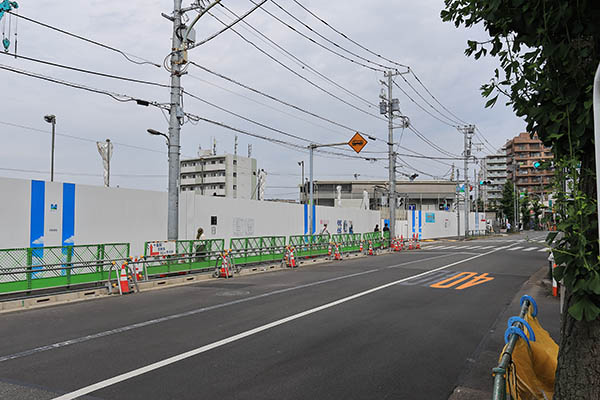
[[461, 124, 475, 238], [106, 139, 111, 187], [456, 168, 460, 238], [166, 0, 183, 241], [381, 69, 409, 242]]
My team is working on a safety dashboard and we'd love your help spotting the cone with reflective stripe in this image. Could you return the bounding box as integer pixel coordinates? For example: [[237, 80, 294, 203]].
[[290, 247, 296, 268], [368, 240, 374, 256], [334, 243, 342, 260], [119, 263, 130, 294]]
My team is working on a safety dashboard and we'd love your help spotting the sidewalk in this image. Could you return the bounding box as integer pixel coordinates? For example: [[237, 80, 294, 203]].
[[448, 265, 561, 399]]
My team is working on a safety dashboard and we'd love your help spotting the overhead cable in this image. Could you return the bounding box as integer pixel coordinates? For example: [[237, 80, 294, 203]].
[[7, 11, 161, 67], [250, 0, 388, 72], [208, 8, 385, 120], [0, 52, 169, 88], [409, 70, 468, 125], [0, 64, 166, 107], [289, 0, 409, 69], [188, 63, 388, 144]]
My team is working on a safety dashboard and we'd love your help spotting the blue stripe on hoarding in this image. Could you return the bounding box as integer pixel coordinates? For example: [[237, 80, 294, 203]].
[[30, 180, 45, 248], [30, 180, 45, 276], [303, 203, 308, 235], [312, 204, 316, 235], [411, 209, 415, 234], [62, 183, 75, 246], [418, 210, 422, 234]]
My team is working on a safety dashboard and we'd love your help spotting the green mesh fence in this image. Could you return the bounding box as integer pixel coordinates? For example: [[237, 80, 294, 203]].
[[331, 233, 362, 253], [142, 239, 225, 276], [362, 232, 384, 249], [229, 236, 286, 265], [288, 234, 332, 258], [0, 243, 130, 294]]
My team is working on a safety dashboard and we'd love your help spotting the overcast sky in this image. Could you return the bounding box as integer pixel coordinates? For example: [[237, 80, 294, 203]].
[[0, 0, 526, 199]]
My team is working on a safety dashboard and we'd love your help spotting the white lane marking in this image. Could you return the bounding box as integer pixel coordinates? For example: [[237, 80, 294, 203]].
[[522, 247, 538, 252], [538, 248, 549, 252], [433, 246, 451, 250], [478, 246, 494, 250], [507, 246, 523, 251], [0, 253, 455, 364], [465, 246, 481, 249], [454, 246, 469, 249], [53, 246, 507, 400], [426, 245, 443, 250]]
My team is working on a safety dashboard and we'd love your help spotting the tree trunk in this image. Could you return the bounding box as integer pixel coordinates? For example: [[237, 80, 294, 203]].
[[554, 289, 600, 399]]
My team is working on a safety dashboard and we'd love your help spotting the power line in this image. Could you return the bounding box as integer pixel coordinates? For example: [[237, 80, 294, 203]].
[[0, 166, 166, 178], [0, 121, 168, 155], [391, 78, 459, 128], [396, 73, 463, 127], [406, 123, 461, 158], [409, 70, 468, 125], [188, 63, 389, 144], [0, 64, 166, 107], [251, 0, 389, 72], [8, 11, 161, 68], [289, 0, 409, 69], [0, 52, 169, 88], [208, 7, 385, 120]]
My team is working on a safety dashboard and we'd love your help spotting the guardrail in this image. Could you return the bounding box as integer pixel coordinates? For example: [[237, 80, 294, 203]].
[[491, 295, 557, 400], [0, 232, 402, 297], [0, 243, 129, 294]]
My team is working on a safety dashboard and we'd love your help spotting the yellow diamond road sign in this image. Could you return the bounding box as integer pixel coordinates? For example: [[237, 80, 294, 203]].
[[348, 132, 367, 153]]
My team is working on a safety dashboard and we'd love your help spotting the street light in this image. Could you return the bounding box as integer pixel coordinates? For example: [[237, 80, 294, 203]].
[[147, 128, 170, 145], [44, 115, 56, 182]]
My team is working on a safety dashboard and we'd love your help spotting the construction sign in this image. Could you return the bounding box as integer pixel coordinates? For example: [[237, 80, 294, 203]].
[[348, 132, 367, 153]]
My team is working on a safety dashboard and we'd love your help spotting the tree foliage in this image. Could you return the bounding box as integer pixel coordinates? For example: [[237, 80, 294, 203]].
[[441, 0, 599, 321], [500, 180, 515, 223]]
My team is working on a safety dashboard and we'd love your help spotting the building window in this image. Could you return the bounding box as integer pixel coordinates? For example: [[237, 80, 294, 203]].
[[233, 172, 237, 177], [233, 185, 237, 190], [233, 159, 237, 165], [220, 184, 224, 189]]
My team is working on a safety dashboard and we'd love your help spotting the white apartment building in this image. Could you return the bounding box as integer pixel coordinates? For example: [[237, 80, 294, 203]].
[[483, 151, 508, 206], [180, 151, 258, 199]]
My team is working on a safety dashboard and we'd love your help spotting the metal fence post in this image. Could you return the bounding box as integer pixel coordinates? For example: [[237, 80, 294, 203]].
[[26, 247, 33, 290]]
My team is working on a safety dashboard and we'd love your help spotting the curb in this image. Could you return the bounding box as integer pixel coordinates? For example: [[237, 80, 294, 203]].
[[0, 249, 381, 314]]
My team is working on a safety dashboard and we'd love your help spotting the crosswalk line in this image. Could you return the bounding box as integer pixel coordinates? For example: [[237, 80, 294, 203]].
[[507, 246, 523, 251], [434, 246, 452, 250], [522, 247, 538, 252], [478, 246, 493, 250], [453, 246, 469, 249], [538, 248, 549, 252], [427, 245, 443, 249]]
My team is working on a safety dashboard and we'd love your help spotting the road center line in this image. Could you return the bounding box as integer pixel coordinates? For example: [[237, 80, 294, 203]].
[[52, 246, 506, 400], [0, 253, 450, 364]]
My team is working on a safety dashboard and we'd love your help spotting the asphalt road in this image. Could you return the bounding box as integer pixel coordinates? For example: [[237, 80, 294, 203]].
[[0, 232, 550, 400]]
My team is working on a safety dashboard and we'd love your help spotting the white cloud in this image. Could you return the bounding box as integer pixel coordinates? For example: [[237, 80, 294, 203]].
[[0, 0, 526, 197], [32, 236, 44, 245]]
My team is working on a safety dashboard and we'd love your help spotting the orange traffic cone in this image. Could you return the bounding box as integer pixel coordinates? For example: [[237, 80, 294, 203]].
[[328, 243, 332, 257], [368, 241, 374, 256], [334, 243, 342, 260], [359, 241, 364, 253], [290, 247, 296, 268], [416, 234, 421, 250], [119, 263, 130, 295]]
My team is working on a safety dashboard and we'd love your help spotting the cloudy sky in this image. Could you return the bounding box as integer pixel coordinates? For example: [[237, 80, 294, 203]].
[[0, 0, 526, 199]]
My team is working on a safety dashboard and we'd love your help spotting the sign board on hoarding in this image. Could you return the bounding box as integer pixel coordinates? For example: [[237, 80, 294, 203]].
[[147, 241, 176, 256]]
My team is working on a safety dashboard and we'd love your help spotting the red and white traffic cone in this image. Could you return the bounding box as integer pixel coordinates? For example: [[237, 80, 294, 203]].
[[359, 241, 364, 253], [119, 263, 130, 295], [290, 247, 296, 268], [400, 235, 404, 250], [552, 262, 558, 297], [328, 243, 332, 257], [408, 235, 413, 250], [220, 251, 232, 278], [284, 246, 289, 266], [368, 241, 374, 256], [334, 243, 342, 260], [416, 234, 421, 250]]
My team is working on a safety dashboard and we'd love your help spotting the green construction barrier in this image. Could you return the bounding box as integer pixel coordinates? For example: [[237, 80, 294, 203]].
[[0, 243, 130, 294], [331, 233, 363, 253], [229, 236, 286, 265], [288, 234, 332, 258], [142, 239, 224, 276], [362, 232, 384, 249]]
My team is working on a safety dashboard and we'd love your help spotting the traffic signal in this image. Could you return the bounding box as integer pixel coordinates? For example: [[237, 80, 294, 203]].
[[533, 161, 541, 169], [479, 180, 492, 185]]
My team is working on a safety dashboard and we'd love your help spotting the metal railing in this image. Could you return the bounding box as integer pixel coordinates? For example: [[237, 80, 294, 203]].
[[491, 295, 537, 400]]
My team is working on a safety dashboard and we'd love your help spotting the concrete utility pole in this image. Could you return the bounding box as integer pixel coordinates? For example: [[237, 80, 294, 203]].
[[380, 69, 409, 241], [167, 0, 183, 241], [456, 168, 460, 238], [461, 125, 475, 238], [44, 115, 56, 182]]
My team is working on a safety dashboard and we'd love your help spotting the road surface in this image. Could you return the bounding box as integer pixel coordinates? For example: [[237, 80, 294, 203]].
[[0, 232, 550, 399]]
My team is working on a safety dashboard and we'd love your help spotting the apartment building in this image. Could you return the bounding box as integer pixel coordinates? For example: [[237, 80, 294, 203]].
[[180, 151, 258, 199], [505, 132, 554, 198], [482, 151, 508, 206]]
